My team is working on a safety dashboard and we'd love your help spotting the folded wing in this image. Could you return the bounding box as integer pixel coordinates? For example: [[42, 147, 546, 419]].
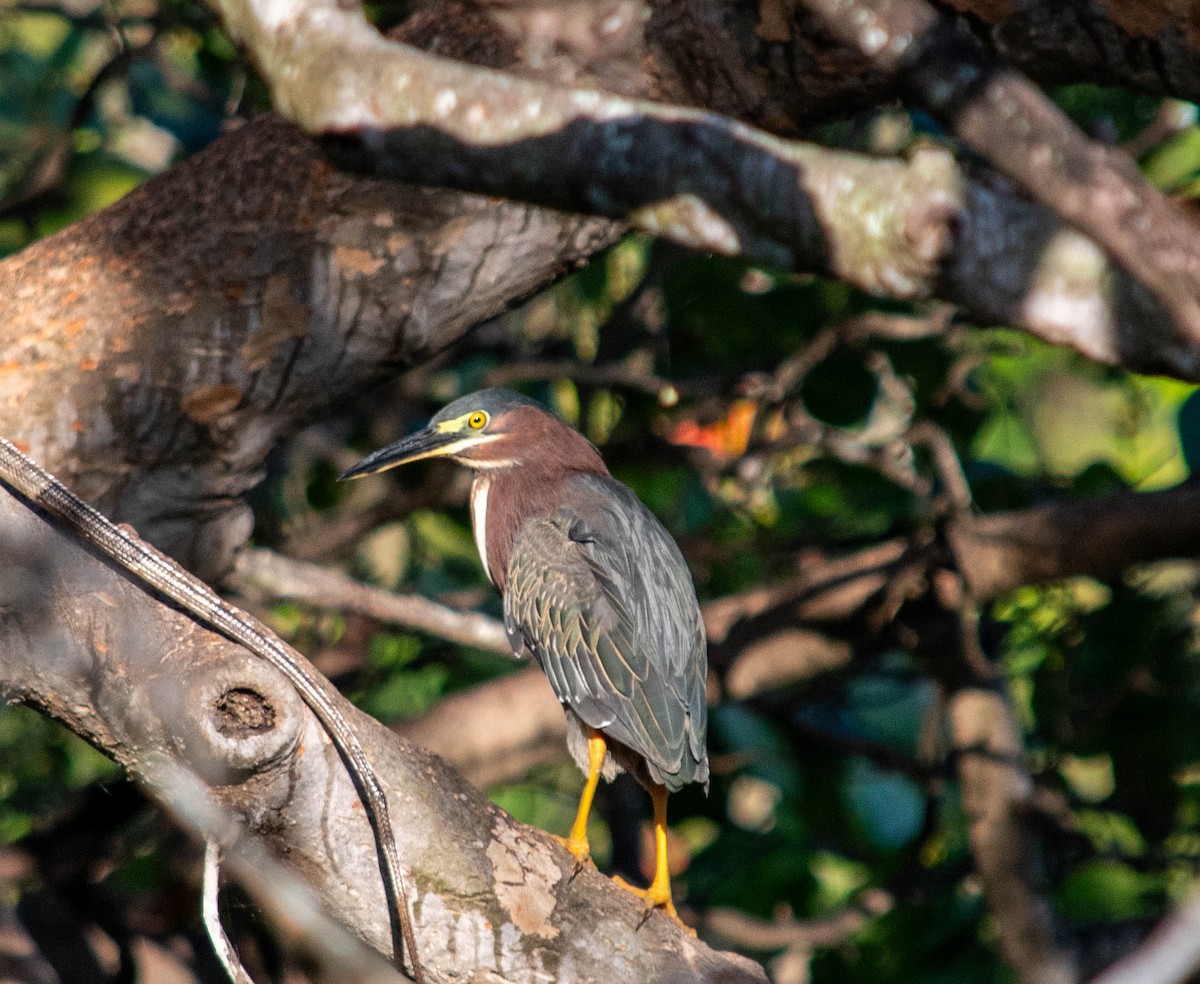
[[504, 474, 708, 792]]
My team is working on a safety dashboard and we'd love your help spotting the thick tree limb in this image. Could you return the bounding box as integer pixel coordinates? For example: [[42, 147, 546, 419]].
[[0, 483, 765, 984], [5, 0, 1200, 624], [799, 0, 1200, 372], [0, 113, 617, 582], [203, 0, 1200, 381], [644, 0, 1200, 133], [0, 436, 423, 979]]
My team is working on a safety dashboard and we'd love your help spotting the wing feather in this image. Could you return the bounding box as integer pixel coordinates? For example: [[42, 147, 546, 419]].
[[504, 474, 708, 792]]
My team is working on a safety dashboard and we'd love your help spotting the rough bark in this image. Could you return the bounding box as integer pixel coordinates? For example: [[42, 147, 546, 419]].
[[0, 113, 616, 581], [5, 0, 1200, 604], [0, 485, 764, 984], [202, 0, 1200, 381], [6, 2, 1200, 982], [644, 0, 1200, 132]]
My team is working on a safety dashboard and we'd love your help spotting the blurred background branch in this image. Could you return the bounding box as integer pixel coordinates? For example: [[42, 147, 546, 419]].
[[6, 0, 1200, 982]]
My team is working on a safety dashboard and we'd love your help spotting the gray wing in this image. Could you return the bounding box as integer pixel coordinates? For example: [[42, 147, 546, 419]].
[[504, 474, 708, 792]]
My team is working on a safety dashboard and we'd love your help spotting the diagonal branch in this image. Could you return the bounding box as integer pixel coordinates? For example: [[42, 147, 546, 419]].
[[203, 0, 1200, 381], [799, 0, 1200, 373], [229, 547, 512, 655], [1088, 888, 1200, 984], [0, 467, 766, 984], [0, 437, 423, 981]]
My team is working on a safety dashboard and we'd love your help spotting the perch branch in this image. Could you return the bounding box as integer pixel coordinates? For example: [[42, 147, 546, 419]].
[[0, 438, 424, 982], [0, 448, 765, 984]]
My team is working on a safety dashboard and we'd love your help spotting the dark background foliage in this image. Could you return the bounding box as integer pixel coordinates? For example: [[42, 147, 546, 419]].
[[4, 2, 1200, 982]]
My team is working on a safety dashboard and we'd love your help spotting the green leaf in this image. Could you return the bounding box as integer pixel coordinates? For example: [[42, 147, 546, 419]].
[[1058, 860, 1159, 922]]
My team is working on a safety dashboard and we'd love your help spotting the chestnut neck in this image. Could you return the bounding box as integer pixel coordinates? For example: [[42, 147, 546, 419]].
[[472, 416, 608, 590]]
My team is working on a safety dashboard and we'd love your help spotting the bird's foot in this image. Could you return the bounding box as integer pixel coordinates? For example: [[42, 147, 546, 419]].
[[610, 875, 696, 936], [553, 834, 592, 876]]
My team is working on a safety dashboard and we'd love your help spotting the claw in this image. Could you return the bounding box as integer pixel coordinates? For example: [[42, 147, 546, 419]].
[[611, 874, 695, 935], [553, 833, 591, 877], [609, 785, 696, 936]]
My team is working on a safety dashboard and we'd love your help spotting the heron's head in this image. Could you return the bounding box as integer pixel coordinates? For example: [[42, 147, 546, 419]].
[[339, 388, 605, 480]]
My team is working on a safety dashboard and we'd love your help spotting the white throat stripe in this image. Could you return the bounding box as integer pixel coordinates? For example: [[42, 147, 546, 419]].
[[471, 476, 491, 582]]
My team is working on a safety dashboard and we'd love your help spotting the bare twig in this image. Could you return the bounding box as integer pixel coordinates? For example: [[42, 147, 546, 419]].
[[203, 841, 257, 984], [704, 892, 892, 984], [703, 891, 892, 951], [229, 547, 511, 656], [746, 403, 929, 496], [1088, 888, 1200, 984], [1121, 101, 1198, 161], [907, 419, 973, 513], [839, 307, 956, 344], [157, 770, 408, 984]]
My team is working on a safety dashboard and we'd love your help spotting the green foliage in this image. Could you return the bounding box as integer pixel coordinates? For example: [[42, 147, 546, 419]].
[[354, 632, 451, 721], [0, 705, 119, 843], [5, 25, 1200, 984], [1058, 861, 1163, 923], [1053, 84, 1163, 145], [0, 0, 262, 256], [969, 329, 1192, 490]]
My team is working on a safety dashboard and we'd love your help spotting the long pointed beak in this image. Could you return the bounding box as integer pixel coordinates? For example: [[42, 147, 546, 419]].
[[338, 427, 462, 481]]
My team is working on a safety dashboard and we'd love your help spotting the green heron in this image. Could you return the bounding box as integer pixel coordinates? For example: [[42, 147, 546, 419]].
[[342, 389, 709, 924]]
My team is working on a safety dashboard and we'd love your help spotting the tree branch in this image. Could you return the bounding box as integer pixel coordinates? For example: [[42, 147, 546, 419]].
[[0, 112, 617, 581], [946, 684, 1076, 984], [229, 547, 512, 655], [0, 481, 766, 984], [1088, 889, 1200, 984], [947, 482, 1200, 601], [799, 0, 1200, 373], [644, 0, 1200, 134], [204, 0, 1200, 381]]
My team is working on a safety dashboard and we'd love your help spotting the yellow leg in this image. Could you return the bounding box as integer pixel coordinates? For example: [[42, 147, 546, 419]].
[[612, 785, 694, 934], [556, 732, 607, 863]]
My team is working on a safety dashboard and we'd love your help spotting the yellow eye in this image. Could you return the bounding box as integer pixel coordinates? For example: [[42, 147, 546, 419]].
[[468, 411, 488, 430]]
